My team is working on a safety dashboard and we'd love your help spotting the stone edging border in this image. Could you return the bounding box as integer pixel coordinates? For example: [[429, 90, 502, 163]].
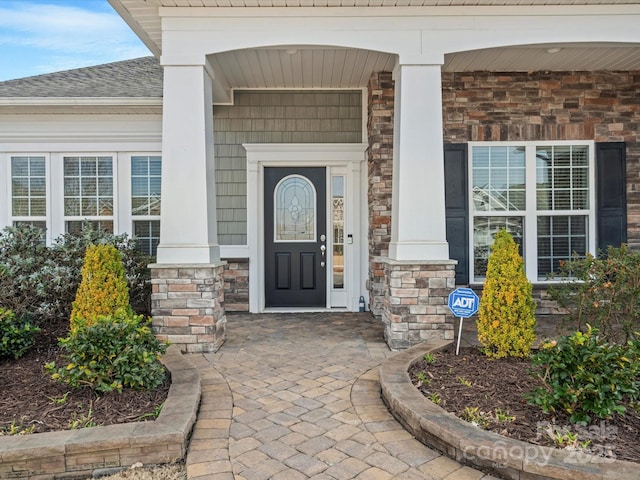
[[0, 345, 200, 479], [379, 340, 638, 480]]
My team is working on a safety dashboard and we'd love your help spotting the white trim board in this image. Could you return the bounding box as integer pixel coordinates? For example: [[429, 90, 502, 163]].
[[245, 143, 368, 313]]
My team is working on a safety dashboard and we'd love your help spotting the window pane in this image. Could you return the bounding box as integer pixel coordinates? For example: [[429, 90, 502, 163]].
[[11, 158, 29, 176], [12, 178, 28, 196], [275, 175, 315, 241], [131, 157, 149, 175], [537, 215, 588, 280], [30, 198, 46, 216], [81, 158, 96, 176], [472, 145, 525, 212], [134, 220, 160, 256], [132, 177, 148, 196], [12, 156, 46, 218], [536, 145, 590, 210], [12, 198, 29, 216], [65, 156, 112, 222], [64, 158, 79, 176], [332, 176, 345, 289], [131, 156, 162, 217], [473, 216, 523, 279], [67, 220, 113, 235]]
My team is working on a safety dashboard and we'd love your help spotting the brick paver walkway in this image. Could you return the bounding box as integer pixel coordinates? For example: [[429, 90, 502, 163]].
[[186, 313, 499, 480]]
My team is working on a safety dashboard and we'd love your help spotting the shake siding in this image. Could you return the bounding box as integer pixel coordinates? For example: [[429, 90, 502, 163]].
[[213, 90, 362, 245]]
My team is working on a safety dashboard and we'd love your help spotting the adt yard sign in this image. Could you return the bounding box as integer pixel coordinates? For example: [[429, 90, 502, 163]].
[[448, 288, 480, 355], [448, 288, 479, 318]]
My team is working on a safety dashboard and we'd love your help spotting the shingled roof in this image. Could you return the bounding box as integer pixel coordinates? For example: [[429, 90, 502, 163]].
[[0, 57, 162, 98]]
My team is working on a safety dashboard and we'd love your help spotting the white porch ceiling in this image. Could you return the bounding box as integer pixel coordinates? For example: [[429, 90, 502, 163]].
[[109, 0, 640, 103]]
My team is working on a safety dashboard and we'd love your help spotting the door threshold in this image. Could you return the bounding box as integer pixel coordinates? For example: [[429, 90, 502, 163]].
[[262, 307, 349, 313]]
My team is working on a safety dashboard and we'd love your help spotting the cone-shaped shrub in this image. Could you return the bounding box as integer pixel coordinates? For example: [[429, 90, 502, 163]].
[[70, 244, 130, 333], [477, 229, 536, 358]]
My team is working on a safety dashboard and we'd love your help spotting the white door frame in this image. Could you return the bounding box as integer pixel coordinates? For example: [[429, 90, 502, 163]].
[[245, 143, 368, 313]]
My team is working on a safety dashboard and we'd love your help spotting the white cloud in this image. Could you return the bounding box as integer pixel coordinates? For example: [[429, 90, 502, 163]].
[[0, 1, 150, 79]]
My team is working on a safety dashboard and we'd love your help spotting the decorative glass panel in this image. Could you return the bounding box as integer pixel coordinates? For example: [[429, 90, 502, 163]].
[[537, 216, 588, 280], [472, 146, 525, 212], [332, 176, 345, 289], [275, 175, 316, 241], [473, 216, 523, 278]]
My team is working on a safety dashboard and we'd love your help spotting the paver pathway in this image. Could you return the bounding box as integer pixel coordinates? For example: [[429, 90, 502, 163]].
[[186, 313, 499, 480]]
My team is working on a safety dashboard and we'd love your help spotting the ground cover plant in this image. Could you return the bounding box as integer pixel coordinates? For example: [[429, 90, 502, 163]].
[[409, 344, 640, 463], [411, 234, 640, 464]]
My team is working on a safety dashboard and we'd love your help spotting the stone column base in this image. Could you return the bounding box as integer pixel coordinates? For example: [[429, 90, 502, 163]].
[[379, 258, 457, 350], [150, 262, 227, 353]]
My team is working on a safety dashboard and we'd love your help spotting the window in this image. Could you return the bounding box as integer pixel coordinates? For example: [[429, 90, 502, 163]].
[[332, 176, 345, 289], [11, 156, 46, 230], [64, 156, 113, 233], [131, 156, 161, 255], [470, 142, 595, 282]]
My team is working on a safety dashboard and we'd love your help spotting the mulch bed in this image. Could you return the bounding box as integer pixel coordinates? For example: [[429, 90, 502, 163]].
[[0, 318, 169, 434], [409, 344, 640, 464]]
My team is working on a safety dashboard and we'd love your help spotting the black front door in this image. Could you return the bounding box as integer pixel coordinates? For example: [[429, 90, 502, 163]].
[[264, 167, 326, 307]]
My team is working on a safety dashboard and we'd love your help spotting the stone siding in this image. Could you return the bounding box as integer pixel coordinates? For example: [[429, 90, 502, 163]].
[[150, 263, 227, 353], [381, 259, 456, 350], [222, 258, 249, 312], [442, 70, 640, 249], [367, 72, 394, 316]]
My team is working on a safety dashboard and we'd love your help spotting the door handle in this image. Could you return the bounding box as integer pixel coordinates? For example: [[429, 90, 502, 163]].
[[320, 245, 326, 257]]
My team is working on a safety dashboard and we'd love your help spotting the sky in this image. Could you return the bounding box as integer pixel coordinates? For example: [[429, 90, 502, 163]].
[[0, 0, 151, 81]]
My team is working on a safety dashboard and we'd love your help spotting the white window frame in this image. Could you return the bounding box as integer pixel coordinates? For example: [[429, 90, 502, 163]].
[[468, 140, 597, 284]]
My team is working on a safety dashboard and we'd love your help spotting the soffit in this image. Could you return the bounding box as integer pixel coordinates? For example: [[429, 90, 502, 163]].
[[110, 0, 640, 56], [108, 0, 640, 102]]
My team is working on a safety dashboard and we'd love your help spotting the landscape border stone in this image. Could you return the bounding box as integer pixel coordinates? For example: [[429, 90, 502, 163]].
[[379, 341, 639, 480], [0, 345, 200, 479]]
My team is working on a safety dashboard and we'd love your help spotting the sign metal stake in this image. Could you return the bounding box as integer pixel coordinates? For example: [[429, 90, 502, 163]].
[[456, 317, 463, 356]]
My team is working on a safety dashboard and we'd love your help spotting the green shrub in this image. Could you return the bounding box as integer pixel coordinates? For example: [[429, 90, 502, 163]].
[[527, 326, 640, 424], [70, 244, 131, 333], [0, 224, 152, 324], [46, 310, 167, 393], [548, 245, 640, 343], [477, 229, 537, 358], [0, 308, 40, 359], [0, 225, 50, 318]]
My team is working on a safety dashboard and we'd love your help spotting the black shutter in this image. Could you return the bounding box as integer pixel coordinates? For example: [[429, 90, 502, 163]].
[[596, 142, 627, 251], [444, 144, 469, 284]]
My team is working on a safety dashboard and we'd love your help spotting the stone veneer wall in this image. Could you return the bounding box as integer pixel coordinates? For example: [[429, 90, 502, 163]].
[[382, 260, 457, 350], [222, 258, 249, 312], [150, 263, 227, 353], [441, 70, 640, 249], [367, 72, 394, 316]]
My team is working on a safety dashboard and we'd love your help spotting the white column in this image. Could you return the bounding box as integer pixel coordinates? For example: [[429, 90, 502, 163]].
[[389, 64, 449, 261], [156, 61, 220, 264]]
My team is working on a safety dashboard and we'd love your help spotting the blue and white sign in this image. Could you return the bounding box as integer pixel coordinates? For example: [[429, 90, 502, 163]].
[[448, 288, 479, 318]]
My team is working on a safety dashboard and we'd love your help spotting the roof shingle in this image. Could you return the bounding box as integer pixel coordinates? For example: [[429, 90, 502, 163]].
[[0, 57, 162, 98]]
